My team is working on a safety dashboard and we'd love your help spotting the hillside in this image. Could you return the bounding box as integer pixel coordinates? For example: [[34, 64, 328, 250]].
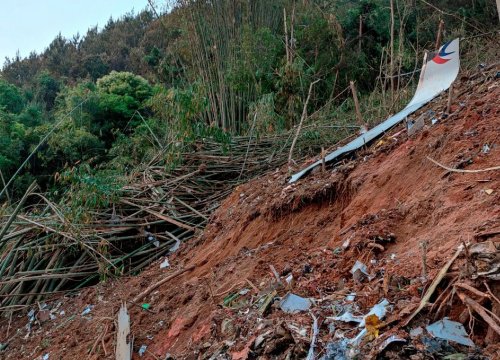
[[0, 1, 499, 359], [1, 64, 498, 359]]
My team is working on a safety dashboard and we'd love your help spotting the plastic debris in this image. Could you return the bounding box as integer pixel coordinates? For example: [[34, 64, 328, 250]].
[[279, 293, 312, 313], [81, 305, 94, 316], [426, 318, 474, 347], [331, 311, 362, 324], [482, 144, 490, 154], [285, 274, 294, 285], [160, 258, 170, 269], [42, 354, 49, 360], [422, 337, 458, 356], [469, 241, 499, 279], [138, 344, 147, 357], [142, 303, 151, 311], [346, 293, 356, 302]]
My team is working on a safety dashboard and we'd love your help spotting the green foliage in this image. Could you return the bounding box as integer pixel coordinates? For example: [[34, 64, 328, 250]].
[[95, 71, 153, 138], [97, 71, 152, 103], [148, 83, 207, 142], [43, 120, 104, 167], [34, 71, 61, 111], [0, 0, 498, 205], [0, 79, 25, 113], [247, 93, 285, 134], [57, 165, 124, 220]]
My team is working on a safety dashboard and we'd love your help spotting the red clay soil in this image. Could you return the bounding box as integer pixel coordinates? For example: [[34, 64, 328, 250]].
[[1, 72, 499, 360]]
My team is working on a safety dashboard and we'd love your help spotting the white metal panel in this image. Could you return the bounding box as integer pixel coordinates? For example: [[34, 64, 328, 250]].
[[289, 39, 460, 183]]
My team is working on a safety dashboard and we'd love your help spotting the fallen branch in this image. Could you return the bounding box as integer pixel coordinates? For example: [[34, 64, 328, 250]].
[[457, 291, 500, 337], [404, 245, 463, 326], [454, 282, 490, 300], [289, 79, 321, 167], [427, 157, 500, 173]]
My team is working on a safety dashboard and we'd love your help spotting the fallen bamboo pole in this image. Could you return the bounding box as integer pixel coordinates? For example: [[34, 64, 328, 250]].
[[132, 265, 196, 303]]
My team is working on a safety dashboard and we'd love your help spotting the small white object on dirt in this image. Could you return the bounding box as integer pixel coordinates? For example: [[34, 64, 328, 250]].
[[138, 345, 147, 357], [346, 293, 356, 302], [160, 258, 170, 269], [81, 305, 94, 316]]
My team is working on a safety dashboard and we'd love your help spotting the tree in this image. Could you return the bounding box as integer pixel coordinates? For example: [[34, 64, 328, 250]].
[[34, 71, 61, 111], [0, 79, 25, 113]]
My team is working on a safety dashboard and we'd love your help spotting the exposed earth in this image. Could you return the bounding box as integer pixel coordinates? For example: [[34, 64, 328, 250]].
[[1, 67, 499, 360]]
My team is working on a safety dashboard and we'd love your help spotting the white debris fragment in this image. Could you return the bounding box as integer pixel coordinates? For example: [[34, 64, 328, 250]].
[[426, 318, 475, 347], [138, 344, 147, 357], [160, 258, 170, 269], [169, 238, 181, 253], [280, 293, 312, 313], [346, 293, 356, 302], [81, 305, 94, 316]]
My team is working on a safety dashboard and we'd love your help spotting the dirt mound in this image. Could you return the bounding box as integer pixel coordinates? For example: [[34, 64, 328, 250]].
[[1, 70, 499, 359]]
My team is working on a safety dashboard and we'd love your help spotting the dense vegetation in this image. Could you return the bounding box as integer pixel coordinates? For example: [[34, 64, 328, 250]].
[[0, 0, 497, 201]]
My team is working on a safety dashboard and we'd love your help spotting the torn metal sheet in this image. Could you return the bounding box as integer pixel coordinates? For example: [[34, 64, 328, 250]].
[[426, 318, 474, 347], [280, 293, 312, 313], [379, 335, 406, 352], [289, 39, 460, 183]]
